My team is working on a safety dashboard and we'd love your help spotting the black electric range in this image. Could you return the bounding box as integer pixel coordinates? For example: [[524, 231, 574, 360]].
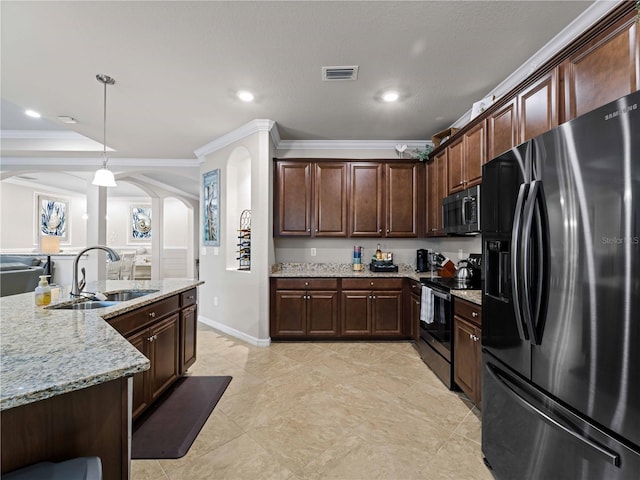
[[420, 276, 480, 292]]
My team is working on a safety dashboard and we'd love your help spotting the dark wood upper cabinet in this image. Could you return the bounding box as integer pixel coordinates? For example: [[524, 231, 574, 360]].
[[275, 161, 312, 236], [446, 136, 465, 194], [314, 162, 348, 237], [275, 160, 348, 237], [563, 12, 639, 121], [464, 120, 486, 187], [487, 98, 518, 161], [349, 162, 384, 237], [518, 69, 558, 142], [447, 120, 485, 195], [385, 162, 420, 237], [426, 150, 447, 237]]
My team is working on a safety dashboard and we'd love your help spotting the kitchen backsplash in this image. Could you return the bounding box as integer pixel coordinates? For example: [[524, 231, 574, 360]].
[[274, 236, 482, 267]]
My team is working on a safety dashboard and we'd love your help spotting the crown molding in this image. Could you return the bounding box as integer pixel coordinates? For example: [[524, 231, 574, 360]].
[[452, 0, 619, 128], [0, 130, 88, 139], [194, 119, 277, 159], [0, 157, 200, 168], [275, 139, 432, 151]]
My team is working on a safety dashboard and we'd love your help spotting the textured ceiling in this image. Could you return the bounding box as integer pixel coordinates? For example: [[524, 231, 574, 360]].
[[0, 0, 597, 197]]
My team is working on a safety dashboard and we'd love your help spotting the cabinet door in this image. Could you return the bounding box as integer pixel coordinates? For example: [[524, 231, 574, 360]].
[[273, 290, 306, 336], [307, 290, 339, 336], [341, 290, 371, 335], [385, 163, 420, 237], [127, 329, 150, 420], [149, 313, 180, 402], [180, 305, 197, 374], [349, 163, 383, 237], [564, 14, 639, 121], [276, 161, 312, 236], [426, 151, 447, 236], [464, 120, 486, 188], [454, 316, 481, 404], [447, 137, 465, 194], [487, 98, 518, 161], [518, 69, 558, 142], [315, 163, 348, 237], [371, 290, 403, 336]]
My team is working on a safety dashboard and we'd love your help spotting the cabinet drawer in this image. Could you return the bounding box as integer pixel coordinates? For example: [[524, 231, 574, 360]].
[[109, 295, 180, 336], [341, 278, 403, 290], [455, 298, 482, 326], [274, 278, 338, 290], [180, 288, 197, 307], [407, 279, 422, 295]]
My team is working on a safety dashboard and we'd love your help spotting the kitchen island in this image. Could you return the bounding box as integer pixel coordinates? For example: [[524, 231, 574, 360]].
[[0, 278, 203, 479]]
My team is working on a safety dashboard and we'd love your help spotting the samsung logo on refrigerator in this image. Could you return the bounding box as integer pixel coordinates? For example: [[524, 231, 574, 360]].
[[604, 103, 637, 121]]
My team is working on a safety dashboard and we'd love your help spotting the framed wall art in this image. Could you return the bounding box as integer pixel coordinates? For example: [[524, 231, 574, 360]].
[[203, 169, 220, 246], [129, 205, 152, 242], [37, 195, 69, 242]]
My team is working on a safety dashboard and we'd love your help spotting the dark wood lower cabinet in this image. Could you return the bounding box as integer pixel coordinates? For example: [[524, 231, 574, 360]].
[[271, 277, 406, 339], [453, 298, 482, 405], [271, 278, 339, 338], [1, 378, 128, 480], [109, 290, 198, 421]]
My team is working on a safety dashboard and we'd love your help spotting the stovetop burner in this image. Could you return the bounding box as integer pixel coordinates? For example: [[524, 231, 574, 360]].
[[420, 276, 480, 291]]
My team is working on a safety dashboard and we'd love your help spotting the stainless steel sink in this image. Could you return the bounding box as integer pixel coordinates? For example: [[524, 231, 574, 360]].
[[47, 289, 159, 310], [102, 289, 159, 301], [48, 301, 120, 310]]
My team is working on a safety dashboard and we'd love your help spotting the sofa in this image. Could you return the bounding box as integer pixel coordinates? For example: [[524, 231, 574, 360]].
[[0, 255, 48, 297]]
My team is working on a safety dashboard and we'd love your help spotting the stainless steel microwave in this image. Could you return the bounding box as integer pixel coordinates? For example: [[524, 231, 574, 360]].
[[442, 185, 480, 235]]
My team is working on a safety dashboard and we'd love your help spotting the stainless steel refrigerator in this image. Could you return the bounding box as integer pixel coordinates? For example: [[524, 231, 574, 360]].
[[481, 90, 640, 479]]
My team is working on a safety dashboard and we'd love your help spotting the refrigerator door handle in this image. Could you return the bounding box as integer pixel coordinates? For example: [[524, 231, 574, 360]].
[[521, 180, 542, 345], [511, 182, 529, 341], [532, 184, 550, 343], [486, 362, 621, 467]]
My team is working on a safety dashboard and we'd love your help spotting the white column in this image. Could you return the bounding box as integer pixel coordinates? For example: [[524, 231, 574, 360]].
[[151, 197, 164, 281], [85, 183, 108, 281]]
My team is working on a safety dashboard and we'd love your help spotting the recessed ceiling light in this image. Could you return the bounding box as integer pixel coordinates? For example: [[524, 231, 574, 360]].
[[382, 91, 399, 102], [237, 90, 254, 102], [57, 116, 78, 124], [25, 109, 41, 118]]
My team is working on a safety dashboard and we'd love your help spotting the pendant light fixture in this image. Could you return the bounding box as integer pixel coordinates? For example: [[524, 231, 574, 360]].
[[92, 74, 117, 187]]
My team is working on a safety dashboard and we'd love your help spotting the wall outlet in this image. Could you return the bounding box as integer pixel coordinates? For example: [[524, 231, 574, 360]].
[[201, 247, 207, 256], [213, 247, 219, 256], [310, 248, 317, 257], [214, 296, 218, 306]]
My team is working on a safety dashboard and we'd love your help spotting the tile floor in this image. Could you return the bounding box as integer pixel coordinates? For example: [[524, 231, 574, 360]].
[[131, 324, 494, 480]]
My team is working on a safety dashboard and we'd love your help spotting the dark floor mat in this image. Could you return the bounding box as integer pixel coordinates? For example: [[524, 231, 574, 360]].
[[131, 376, 232, 459]]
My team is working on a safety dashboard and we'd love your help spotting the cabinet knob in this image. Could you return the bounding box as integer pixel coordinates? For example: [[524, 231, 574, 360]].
[[372, 295, 376, 299], [149, 311, 156, 318], [472, 312, 478, 318], [187, 295, 195, 300], [305, 282, 309, 286], [386, 229, 390, 233], [378, 229, 382, 233], [307, 229, 310, 232], [370, 281, 374, 286]]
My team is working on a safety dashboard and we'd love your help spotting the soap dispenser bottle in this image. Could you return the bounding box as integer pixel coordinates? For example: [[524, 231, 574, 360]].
[[35, 275, 52, 306]]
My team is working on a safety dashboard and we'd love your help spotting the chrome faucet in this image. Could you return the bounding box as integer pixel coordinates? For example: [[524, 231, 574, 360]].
[[72, 245, 121, 296]]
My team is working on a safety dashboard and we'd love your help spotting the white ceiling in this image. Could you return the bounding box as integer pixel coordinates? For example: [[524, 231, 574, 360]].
[[1, 0, 601, 198]]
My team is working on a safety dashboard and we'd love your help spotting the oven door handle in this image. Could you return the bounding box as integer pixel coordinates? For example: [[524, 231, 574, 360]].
[[427, 288, 450, 301]]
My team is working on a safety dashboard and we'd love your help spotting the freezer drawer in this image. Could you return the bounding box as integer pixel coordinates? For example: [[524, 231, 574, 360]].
[[482, 353, 640, 480]]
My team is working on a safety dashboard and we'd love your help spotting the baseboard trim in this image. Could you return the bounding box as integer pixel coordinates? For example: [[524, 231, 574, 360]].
[[198, 316, 271, 347]]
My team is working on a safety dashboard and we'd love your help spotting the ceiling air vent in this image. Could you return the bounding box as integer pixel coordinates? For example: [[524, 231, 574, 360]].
[[322, 66, 359, 81]]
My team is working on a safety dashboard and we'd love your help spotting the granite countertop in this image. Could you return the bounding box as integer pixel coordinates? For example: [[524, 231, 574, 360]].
[[0, 278, 203, 411], [271, 263, 482, 306]]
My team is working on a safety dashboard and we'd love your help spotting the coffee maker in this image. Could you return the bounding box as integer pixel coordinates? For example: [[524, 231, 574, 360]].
[[416, 249, 429, 272]]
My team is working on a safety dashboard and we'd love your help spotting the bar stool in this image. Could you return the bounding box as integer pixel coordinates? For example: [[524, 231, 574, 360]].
[[4, 456, 102, 480]]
